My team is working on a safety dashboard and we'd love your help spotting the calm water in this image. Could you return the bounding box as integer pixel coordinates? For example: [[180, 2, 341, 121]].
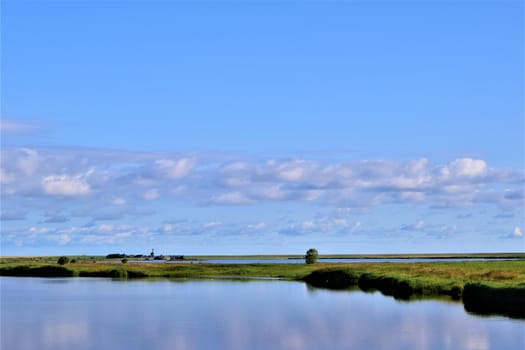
[[1, 277, 523, 350], [199, 258, 519, 264]]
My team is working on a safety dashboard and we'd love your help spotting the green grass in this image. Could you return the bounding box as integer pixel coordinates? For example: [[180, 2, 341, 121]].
[[1, 258, 523, 287]]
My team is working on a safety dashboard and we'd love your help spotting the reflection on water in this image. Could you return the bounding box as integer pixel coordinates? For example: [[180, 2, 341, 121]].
[[1, 277, 523, 350]]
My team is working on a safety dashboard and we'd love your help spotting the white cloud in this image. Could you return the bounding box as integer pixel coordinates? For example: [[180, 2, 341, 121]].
[[247, 222, 267, 230], [98, 224, 113, 232], [29, 227, 51, 234], [212, 192, 254, 205], [0, 168, 14, 184], [279, 164, 307, 182], [42, 174, 91, 196], [336, 207, 353, 216], [514, 226, 523, 237], [204, 221, 222, 228], [163, 223, 175, 232], [156, 158, 196, 179], [401, 220, 425, 231], [51, 233, 72, 245], [446, 158, 488, 177], [333, 219, 348, 227], [255, 185, 288, 200], [302, 221, 316, 230], [0, 119, 34, 133], [407, 158, 429, 174], [144, 189, 160, 201], [16, 148, 40, 176], [2, 146, 523, 233], [221, 176, 251, 188], [350, 221, 361, 233], [222, 162, 247, 171], [112, 197, 126, 205]]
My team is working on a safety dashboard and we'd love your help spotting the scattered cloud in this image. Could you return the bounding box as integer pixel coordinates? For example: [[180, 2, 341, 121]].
[[1, 147, 523, 250], [143, 189, 160, 201], [155, 158, 197, 179], [0, 119, 35, 133], [350, 221, 361, 233], [16, 148, 40, 176], [211, 191, 254, 205], [301, 220, 316, 230], [162, 223, 175, 233], [247, 222, 267, 231], [401, 220, 425, 231], [112, 197, 127, 205], [513, 226, 523, 238], [42, 174, 91, 196], [2, 148, 522, 209], [204, 221, 222, 229], [445, 158, 488, 178]]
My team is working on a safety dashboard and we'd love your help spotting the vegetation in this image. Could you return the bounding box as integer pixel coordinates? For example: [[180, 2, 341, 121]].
[[1, 265, 74, 277], [57, 256, 69, 265], [463, 282, 525, 319], [305, 248, 318, 264]]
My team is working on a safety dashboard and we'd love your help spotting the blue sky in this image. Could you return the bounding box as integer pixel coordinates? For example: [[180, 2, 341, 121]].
[[1, 0, 523, 256]]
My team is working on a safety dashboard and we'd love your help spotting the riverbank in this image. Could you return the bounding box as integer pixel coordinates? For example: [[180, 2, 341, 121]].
[[301, 261, 525, 318], [1, 258, 524, 318]]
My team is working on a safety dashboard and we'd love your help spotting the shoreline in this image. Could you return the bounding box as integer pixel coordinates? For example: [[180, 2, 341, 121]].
[[1, 259, 524, 319], [2, 252, 524, 261]]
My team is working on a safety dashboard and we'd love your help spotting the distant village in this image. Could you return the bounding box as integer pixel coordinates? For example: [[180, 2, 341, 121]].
[[106, 249, 184, 261]]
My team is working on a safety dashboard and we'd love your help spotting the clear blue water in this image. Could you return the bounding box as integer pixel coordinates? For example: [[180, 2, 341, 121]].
[[1, 277, 523, 350]]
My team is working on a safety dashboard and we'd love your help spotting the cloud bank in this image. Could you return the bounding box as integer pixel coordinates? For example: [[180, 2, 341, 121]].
[[1, 147, 522, 208], [1, 147, 523, 251]]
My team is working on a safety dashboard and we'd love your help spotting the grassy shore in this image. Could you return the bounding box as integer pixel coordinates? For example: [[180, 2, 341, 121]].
[[1, 257, 524, 318]]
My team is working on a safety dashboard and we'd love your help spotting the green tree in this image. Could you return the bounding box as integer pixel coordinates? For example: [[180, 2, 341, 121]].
[[305, 248, 318, 264], [57, 256, 69, 265]]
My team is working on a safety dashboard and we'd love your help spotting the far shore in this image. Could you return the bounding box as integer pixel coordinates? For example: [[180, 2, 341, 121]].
[[2, 252, 524, 261]]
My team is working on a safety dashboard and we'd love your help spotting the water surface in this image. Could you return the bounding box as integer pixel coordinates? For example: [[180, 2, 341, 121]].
[[199, 258, 518, 264], [1, 277, 523, 350]]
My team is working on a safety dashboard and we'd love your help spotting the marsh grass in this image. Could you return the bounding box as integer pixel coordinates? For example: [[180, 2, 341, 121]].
[[1, 259, 523, 286]]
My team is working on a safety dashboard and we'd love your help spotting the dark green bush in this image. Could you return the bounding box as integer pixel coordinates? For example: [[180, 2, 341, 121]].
[[303, 269, 359, 289], [57, 256, 69, 265], [0, 265, 73, 277], [110, 269, 128, 278], [305, 248, 318, 264], [463, 283, 525, 318]]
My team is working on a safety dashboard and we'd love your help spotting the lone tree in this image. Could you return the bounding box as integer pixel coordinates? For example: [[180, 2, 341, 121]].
[[57, 256, 70, 265], [305, 248, 318, 264]]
